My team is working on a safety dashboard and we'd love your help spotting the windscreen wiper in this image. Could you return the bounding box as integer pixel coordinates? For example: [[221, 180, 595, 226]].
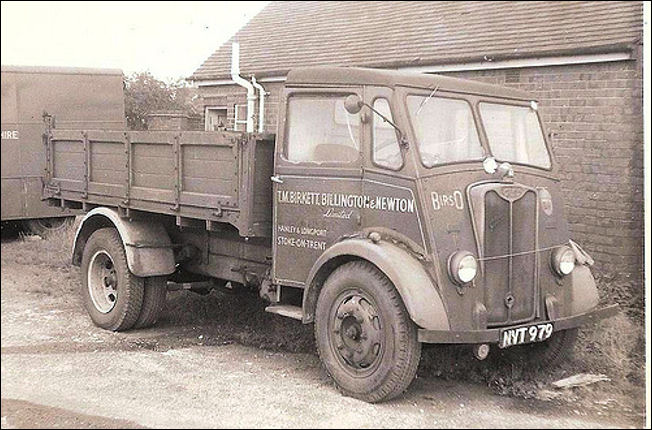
[[415, 85, 439, 117]]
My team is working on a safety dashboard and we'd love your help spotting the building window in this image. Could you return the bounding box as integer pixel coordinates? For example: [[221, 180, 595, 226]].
[[205, 106, 228, 131], [234, 104, 248, 131]]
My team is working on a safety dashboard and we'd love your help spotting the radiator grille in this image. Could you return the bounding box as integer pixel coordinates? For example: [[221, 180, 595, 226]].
[[482, 187, 538, 326]]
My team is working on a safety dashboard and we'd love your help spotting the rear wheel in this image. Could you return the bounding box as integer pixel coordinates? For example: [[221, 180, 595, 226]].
[[134, 276, 168, 329], [81, 228, 144, 331], [315, 261, 421, 403], [23, 217, 74, 237], [505, 328, 578, 369]]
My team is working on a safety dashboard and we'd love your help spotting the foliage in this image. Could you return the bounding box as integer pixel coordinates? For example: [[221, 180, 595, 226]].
[[123, 72, 197, 130]]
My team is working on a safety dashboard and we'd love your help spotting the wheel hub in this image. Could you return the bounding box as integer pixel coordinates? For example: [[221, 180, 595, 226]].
[[88, 251, 118, 313], [344, 324, 361, 341], [332, 293, 382, 370]]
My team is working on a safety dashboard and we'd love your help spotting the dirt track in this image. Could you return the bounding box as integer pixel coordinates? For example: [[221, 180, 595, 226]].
[[0, 233, 645, 428]]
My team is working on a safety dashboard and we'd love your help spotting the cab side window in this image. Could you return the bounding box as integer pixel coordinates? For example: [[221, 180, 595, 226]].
[[285, 95, 360, 164], [372, 98, 402, 170]]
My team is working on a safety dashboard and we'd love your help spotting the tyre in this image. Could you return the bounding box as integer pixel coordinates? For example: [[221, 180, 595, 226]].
[[133, 276, 168, 329], [314, 261, 421, 403], [80, 228, 144, 331], [505, 328, 578, 369], [23, 217, 74, 237]]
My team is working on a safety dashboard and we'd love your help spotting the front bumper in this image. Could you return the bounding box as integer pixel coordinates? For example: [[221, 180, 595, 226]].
[[417, 304, 619, 344]]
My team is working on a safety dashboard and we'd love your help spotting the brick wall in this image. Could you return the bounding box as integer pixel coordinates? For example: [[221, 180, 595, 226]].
[[146, 110, 203, 131], [199, 82, 284, 132], [197, 54, 644, 285]]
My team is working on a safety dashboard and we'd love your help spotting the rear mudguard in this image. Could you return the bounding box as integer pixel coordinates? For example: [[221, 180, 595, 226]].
[[72, 207, 176, 277], [302, 238, 450, 331]]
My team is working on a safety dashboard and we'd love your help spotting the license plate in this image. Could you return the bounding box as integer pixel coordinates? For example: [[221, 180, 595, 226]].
[[499, 323, 554, 348]]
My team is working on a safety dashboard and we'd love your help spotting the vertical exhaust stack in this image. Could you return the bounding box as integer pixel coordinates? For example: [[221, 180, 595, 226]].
[[251, 76, 267, 133], [230, 42, 256, 133]]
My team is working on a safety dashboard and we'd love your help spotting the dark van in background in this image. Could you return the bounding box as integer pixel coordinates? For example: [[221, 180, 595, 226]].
[[1, 65, 125, 235]]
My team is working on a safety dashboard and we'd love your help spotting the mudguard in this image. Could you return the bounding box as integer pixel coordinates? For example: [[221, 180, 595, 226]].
[[569, 265, 600, 315], [72, 208, 176, 277], [302, 238, 450, 331]]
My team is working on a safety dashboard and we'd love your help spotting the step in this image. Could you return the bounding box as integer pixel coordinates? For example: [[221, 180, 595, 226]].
[[166, 280, 213, 291], [265, 304, 303, 321]]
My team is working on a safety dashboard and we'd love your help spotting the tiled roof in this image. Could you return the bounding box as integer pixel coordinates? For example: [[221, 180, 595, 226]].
[[191, 1, 643, 81]]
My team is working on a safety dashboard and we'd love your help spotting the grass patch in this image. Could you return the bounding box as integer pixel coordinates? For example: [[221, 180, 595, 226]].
[[417, 311, 644, 407], [594, 271, 644, 321], [1, 219, 80, 298], [162, 289, 315, 353], [5, 220, 77, 269], [575, 313, 644, 385]]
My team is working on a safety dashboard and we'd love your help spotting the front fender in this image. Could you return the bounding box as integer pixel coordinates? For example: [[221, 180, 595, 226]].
[[72, 208, 176, 277], [302, 238, 450, 331], [569, 265, 600, 315]]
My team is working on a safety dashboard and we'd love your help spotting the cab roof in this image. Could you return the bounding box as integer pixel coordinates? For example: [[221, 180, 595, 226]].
[[286, 66, 533, 101]]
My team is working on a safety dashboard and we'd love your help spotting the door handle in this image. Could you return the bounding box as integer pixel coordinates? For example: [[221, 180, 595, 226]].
[[270, 175, 284, 184]]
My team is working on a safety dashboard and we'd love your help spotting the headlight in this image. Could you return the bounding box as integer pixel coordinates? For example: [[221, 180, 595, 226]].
[[448, 251, 478, 285], [552, 246, 575, 276]]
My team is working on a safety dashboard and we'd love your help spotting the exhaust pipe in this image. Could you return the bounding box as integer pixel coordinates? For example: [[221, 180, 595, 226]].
[[251, 76, 267, 133], [231, 42, 256, 133]]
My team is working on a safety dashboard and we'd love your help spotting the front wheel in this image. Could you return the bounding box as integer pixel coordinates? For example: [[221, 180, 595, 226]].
[[315, 261, 421, 403]]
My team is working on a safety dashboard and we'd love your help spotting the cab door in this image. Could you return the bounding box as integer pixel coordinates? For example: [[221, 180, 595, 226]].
[[272, 87, 365, 285], [361, 86, 427, 253]]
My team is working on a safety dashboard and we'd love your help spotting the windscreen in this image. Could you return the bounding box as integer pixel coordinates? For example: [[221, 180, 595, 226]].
[[479, 102, 551, 169], [407, 95, 484, 167]]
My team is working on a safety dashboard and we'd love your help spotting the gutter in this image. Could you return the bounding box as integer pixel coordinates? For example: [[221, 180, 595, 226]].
[[194, 47, 634, 86]]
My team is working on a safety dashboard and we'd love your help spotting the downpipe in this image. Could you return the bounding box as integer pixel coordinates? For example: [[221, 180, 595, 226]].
[[231, 42, 256, 133], [251, 76, 267, 133]]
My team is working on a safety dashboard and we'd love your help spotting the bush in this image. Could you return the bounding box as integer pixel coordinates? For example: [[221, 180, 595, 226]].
[[123, 72, 198, 130], [575, 312, 644, 384]]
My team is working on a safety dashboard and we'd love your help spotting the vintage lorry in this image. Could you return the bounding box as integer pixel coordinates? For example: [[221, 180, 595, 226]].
[[1, 65, 126, 234], [43, 66, 617, 402]]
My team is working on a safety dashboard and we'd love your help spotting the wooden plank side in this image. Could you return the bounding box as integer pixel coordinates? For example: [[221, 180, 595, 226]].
[[48, 128, 275, 236], [51, 130, 84, 141], [251, 139, 274, 229], [182, 177, 235, 200], [132, 142, 175, 190], [179, 191, 234, 209], [52, 140, 84, 180], [179, 130, 239, 147], [182, 144, 237, 196], [130, 186, 175, 204], [90, 141, 125, 185]]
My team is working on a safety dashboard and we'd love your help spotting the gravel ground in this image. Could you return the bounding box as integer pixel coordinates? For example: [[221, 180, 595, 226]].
[[0, 229, 646, 428]]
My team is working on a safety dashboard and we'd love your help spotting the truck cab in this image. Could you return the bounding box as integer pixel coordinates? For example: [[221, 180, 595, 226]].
[[50, 66, 617, 403], [270, 67, 615, 400], [275, 67, 610, 321]]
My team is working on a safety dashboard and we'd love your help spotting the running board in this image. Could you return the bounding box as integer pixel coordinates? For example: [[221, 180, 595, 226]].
[[265, 305, 303, 321], [166, 280, 213, 291]]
